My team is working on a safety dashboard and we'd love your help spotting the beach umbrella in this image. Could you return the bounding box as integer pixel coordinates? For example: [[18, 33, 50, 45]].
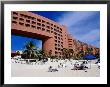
[[83, 54, 97, 69], [83, 54, 96, 60]]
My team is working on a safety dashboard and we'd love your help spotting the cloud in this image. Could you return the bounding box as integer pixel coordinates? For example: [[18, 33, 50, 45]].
[[78, 29, 100, 47], [35, 40, 42, 49], [58, 11, 99, 27], [57, 11, 100, 47]]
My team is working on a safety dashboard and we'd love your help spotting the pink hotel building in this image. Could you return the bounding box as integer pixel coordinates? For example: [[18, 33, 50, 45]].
[[11, 11, 99, 57]]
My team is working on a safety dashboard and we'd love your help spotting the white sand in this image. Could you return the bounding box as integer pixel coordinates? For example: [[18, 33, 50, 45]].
[[11, 59, 100, 77]]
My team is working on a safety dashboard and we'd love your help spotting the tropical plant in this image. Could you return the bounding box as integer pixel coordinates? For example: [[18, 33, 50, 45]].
[[37, 49, 45, 58], [16, 51, 21, 55], [22, 40, 38, 59], [49, 50, 52, 58], [62, 48, 69, 59]]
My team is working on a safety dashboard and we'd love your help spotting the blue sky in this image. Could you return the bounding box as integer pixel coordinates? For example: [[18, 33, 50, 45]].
[[11, 11, 100, 51]]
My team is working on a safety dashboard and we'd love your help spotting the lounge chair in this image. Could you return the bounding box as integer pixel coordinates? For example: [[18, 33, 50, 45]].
[[48, 66, 58, 72]]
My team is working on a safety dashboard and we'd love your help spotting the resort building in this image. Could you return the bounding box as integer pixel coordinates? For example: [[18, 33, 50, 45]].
[[11, 11, 99, 58]]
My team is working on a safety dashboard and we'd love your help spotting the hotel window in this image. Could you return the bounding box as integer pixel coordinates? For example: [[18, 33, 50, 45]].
[[54, 28, 56, 31], [61, 45, 63, 47], [12, 21, 17, 24], [61, 42, 63, 44], [55, 40, 57, 42], [58, 44, 60, 47], [51, 31, 53, 33], [60, 31, 62, 33], [55, 44, 57, 46], [19, 22, 24, 25], [69, 45, 72, 48], [19, 18, 24, 21], [32, 17, 36, 20], [25, 24, 30, 27], [69, 40, 72, 42], [58, 41, 60, 43], [59, 52, 61, 57], [57, 26, 59, 29], [68, 39, 72, 40], [31, 25, 36, 28], [58, 37, 60, 40], [54, 36, 57, 39], [32, 21, 36, 24], [13, 12, 18, 15], [37, 19, 41, 22], [42, 20, 45, 23], [46, 26, 50, 29], [42, 24, 45, 27], [37, 27, 41, 30], [57, 30, 59, 32], [58, 48, 60, 50], [54, 25, 56, 27], [20, 14, 24, 17], [26, 19, 30, 23], [51, 27, 53, 30], [51, 24, 53, 26], [24, 15, 28, 18], [55, 51, 58, 54], [46, 30, 50, 33], [54, 32, 57, 35], [58, 34, 60, 36], [27, 16, 31, 19], [37, 23, 41, 26], [46, 22, 50, 25], [42, 28, 45, 31], [13, 16, 18, 20], [55, 47, 57, 50]]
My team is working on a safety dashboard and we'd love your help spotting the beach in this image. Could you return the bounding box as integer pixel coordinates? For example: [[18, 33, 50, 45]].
[[11, 59, 100, 77]]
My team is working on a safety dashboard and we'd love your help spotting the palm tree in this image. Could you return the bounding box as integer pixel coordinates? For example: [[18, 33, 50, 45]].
[[49, 50, 52, 58], [16, 51, 21, 55], [22, 40, 38, 59], [62, 48, 72, 59], [37, 49, 45, 58], [62, 48, 68, 59]]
